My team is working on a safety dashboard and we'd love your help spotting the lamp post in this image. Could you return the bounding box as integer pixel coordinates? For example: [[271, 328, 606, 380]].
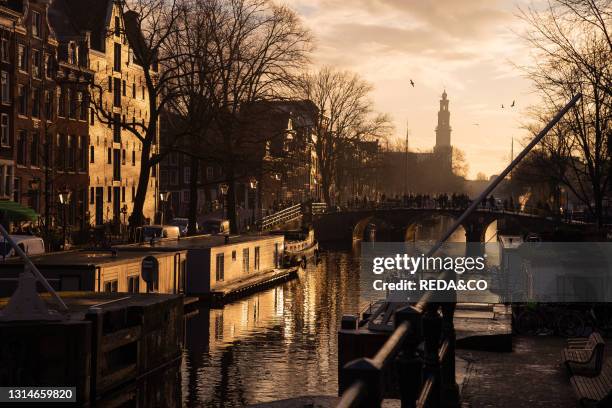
[[58, 190, 71, 250], [159, 191, 169, 225], [219, 183, 229, 219], [249, 177, 258, 227]]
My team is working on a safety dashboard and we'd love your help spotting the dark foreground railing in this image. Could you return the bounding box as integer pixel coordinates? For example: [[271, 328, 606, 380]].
[[338, 284, 459, 408]]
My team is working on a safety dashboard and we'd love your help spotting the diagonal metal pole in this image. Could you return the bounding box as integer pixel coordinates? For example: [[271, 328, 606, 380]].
[[424, 93, 582, 258], [0, 224, 68, 311]]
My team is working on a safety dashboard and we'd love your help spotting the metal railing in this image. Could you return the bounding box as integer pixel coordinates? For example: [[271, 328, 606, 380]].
[[260, 204, 303, 230], [260, 202, 328, 230]]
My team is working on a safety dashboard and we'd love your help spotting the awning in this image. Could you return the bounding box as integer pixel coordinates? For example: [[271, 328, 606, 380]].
[[0, 200, 39, 222]]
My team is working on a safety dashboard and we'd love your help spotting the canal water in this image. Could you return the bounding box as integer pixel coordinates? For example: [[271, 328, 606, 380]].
[[181, 217, 499, 407], [182, 248, 373, 407]]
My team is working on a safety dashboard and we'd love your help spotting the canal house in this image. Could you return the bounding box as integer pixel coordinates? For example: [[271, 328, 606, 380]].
[[0, 249, 187, 297]]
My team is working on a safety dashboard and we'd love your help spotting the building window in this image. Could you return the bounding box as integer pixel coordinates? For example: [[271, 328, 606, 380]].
[[184, 167, 190, 184], [215, 253, 224, 282], [182, 190, 189, 203], [206, 166, 214, 180], [232, 250, 236, 261], [13, 177, 20, 203], [115, 16, 121, 37], [44, 90, 53, 119], [113, 78, 121, 107], [69, 43, 77, 65], [1, 71, 9, 104], [0, 38, 8, 62], [31, 87, 40, 118], [132, 150, 136, 166], [16, 131, 26, 165], [254, 246, 260, 271], [32, 49, 41, 78], [108, 76, 112, 92], [104, 280, 118, 293], [113, 114, 121, 142], [17, 44, 27, 71], [67, 135, 76, 170], [128, 275, 139, 293], [132, 83, 136, 98], [121, 186, 126, 202], [90, 145, 95, 163], [242, 248, 250, 273], [0, 114, 9, 147], [58, 88, 66, 117], [56, 134, 65, 169], [131, 186, 135, 202], [32, 12, 41, 37], [78, 92, 87, 121], [113, 149, 121, 180], [107, 186, 112, 202], [107, 147, 112, 164], [68, 89, 76, 119], [170, 170, 178, 186], [17, 85, 27, 116], [113, 43, 121, 72], [30, 132, 39, 167], [90, 187, 94, 203], [122, 80, 126, 96], [122, 149, 126, 165]]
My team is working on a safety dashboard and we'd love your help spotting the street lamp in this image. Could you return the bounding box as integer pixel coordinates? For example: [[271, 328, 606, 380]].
[[249, 177, 258, 227], [219, 183, 229, 219], [58, 190, 72, 250], [159, 191, 169, 225]]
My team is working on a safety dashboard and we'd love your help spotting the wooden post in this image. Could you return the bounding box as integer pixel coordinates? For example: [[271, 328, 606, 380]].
[[423, 303, 442, 408], [395, 305, 424, 408]]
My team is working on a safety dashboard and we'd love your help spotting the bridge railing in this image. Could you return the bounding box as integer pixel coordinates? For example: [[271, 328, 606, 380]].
[[338, 275, 458, 408], [260, 202, 329, 231]]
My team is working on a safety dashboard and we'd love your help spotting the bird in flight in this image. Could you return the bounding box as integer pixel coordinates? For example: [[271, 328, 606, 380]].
[[410, 79, 415, 87], [501, 104, 505, 109], [511, 100, 516, 107], [473, 123, 480, 126]]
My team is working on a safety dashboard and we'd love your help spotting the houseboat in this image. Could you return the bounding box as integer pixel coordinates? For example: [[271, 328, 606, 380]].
[[0, 248, 187, 297], [119, 234, 295, 302], [272, 228, 319, 268]]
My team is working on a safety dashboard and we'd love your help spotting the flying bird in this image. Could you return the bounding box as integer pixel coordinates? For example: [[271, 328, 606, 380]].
[[511, 100, 516, 107], [473, 123, 480, 126], [501, 104, 504, 109], [410, 79, 415, 87]]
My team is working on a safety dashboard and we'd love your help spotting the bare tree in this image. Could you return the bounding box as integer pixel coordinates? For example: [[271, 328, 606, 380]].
[[452, 147, 469, 178], [520, 0, 612, 226], [297, 67, 392, 206], [164, 0, 312, 233]]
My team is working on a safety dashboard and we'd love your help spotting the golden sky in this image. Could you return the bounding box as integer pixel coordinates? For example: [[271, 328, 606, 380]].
[[283, 0, 543, 179]]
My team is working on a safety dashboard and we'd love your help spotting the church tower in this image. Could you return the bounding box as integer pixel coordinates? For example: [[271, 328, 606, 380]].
[[435, 90, 451, 149]]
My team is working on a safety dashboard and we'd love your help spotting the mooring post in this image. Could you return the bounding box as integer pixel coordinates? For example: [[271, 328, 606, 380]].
[[395, 305, 424, 408]]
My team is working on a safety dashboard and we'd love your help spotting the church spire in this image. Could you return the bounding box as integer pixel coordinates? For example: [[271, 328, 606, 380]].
[[435, 90, 451, 149]]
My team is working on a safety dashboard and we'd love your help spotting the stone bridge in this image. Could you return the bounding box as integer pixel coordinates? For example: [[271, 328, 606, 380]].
[[313, 208, 574, 244]]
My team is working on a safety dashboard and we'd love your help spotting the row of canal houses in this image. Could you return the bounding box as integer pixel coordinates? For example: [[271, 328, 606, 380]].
[[0, 0, 158, 235]]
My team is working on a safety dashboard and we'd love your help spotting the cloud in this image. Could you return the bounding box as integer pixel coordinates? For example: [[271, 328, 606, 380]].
[[281, 0, 538, 179]]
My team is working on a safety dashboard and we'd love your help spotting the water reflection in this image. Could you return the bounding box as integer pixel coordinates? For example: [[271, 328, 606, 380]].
[[182, 219, 502, 406], [182, 250, 377, 407]]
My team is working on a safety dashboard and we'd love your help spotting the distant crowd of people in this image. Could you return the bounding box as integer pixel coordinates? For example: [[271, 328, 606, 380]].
[[341, 193, 524, 213]]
